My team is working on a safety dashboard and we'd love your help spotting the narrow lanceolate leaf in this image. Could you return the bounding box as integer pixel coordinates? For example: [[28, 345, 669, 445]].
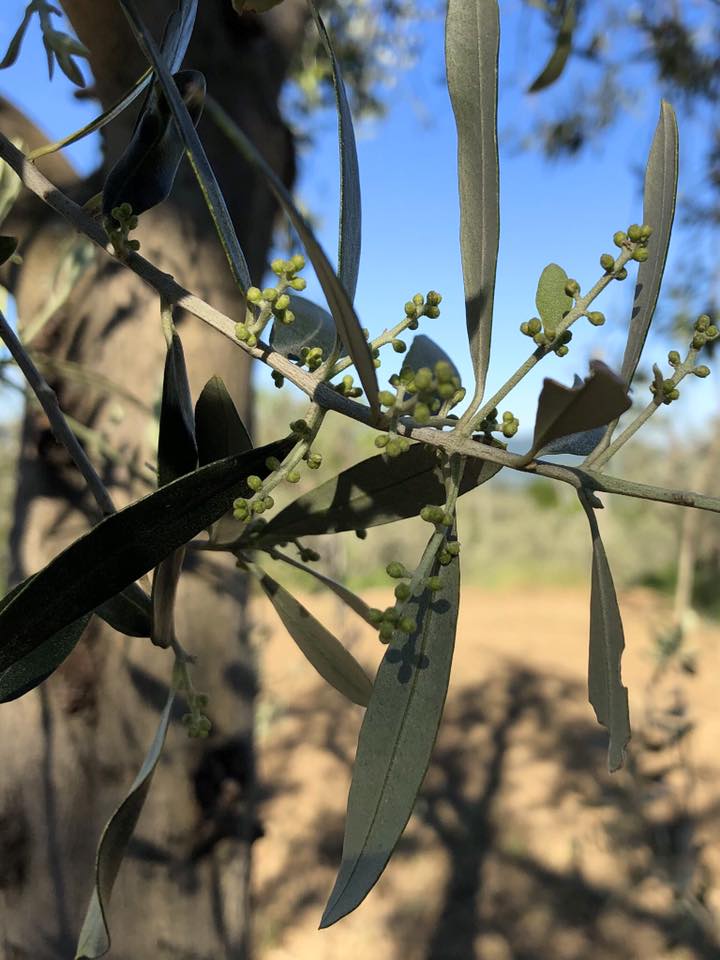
[[194, 375, 252, 466], [270, 295, 338, 363], [579, 493, 631, 772], [248, 564, 372, 707], [205, 96, 379, 413], [535, 263, 571, 337], [29, 0, 198, 162], [0, 437, 294, 673], [102, 71, 206, 221], [95, 583, 152, 638], [0, 235, 17, 265], [118, 0, 252, 292], [620, 102, 678, 390], [75, 691, 175, 959], [446, 0, 500, 399], [263, 548, 373, 623], [308, 1, 361, 301], [404, 335, 461, 383], [261, 442, 502, 541], [526, 360, 631, 462], [0, 5, 34, 70], [158, 332, 198, 486], [527, 0, 576, 93], [321, 541, 460, 926]]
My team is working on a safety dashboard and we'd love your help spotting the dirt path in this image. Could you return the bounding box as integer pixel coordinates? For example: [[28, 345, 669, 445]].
[[251, 586, 720, 960]]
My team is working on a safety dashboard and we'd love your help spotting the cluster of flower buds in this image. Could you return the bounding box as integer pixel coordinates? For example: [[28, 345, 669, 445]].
[[611, 223, 652, 263], [332, 374, 364, 399], [403, 290, 443, 327], [235, 254, 306, 348], [651, 315, 716, 405], [106, 202, 140, 256], [382, 360, 465, 424], [477, 407, 520, 439], [520, 317, 573, 355]]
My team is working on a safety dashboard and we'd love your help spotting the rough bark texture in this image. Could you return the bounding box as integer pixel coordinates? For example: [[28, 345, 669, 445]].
[[0, 2, 307, 957]]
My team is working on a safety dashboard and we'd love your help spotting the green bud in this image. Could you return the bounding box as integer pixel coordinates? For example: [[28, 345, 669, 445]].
[[533, 332, 548, 346], [263, 495, 275, 510], [233, 498, 249, 520], [587, 311, 605, 326], [693, 332, 707, 349], [695, 314, 710, 331], [247, 475, 262, 491], [407, 318, 419, 330], [706, 325, 718, 339], [437, 382, 455, 400], [399, 617, 416, 635], [668, 350, 681, 366], [412, 293, 424, 306], [262, 287, 278, 302], [271, 371, 284, 389], [246, 332, 257, 348], [368, 608, 383, 624], [404, 301, 418, 318], [307, 452, 322, 469], [392, 339, 406, 353], [424, 576, 442, 592], [274, 293, 290, 311], [270, 258, 285, 275], [265, 456, 281, 471], [291, 254, 306, 271], [426, 290, 442, 306], [385, 438, 404, 457], [613, 230, 627, 247], [520, 321, 530, 336], [281, 310, 295, 325], [639, 224, 652, 240], [555, 345, 569, 358], [633, 247, 649, 262], [386, 561, 408, 579], [669, 388, 680, 401], [527, 317, 542, 335], [375, 434, 390, 448], [600, 253, 615, 271], [627, 223, 642, 242], [235, 323, 249, 341], [615, 267, 628, 280], [414, 368, 433, 390], [379, 622, 394, 641], [564, 279, 580, 298], [394, 583, 411, 602], [435, 361, 454, 383], [446, 541, 460, 556], [378, 390, 396, 407], [415, 402, 431, 424], [424, 305, 441, 319], [289, 277, 307, 291], [438, 549, 452, 566], [694, 365, 711, 378], [286, 470, 301, 483]]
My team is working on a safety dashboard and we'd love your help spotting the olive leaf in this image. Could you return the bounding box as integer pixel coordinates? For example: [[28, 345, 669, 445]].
[[261, 548, 373, 623], [0, 4, 35, 70], [194, 375, 252, 466], [579, 492, 631, 772], [118, 0, 252, 291], [527, 0, 576, 93], [75, 690, 175, 959], [246, 562, 372, 707], [0, 235, 18, 265], [270, 295, 338, 363], [524, 360, 631, 462], [95, 583, 153, 638], [445, 0, 500, 399], [404, 335, 461, 383], [621, 101, 678, 389], [535, 263, 572, 337], [308, 1, 361, 302], [321, 538, 460, 926], [0, 437, 294, 674], [102, 70, 206, 221], [260, 442, 502, 541]]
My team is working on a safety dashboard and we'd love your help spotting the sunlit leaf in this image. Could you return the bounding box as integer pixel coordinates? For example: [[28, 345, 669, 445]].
[[527, 0, 576, 93], [308, 1, 361, 301], [445, 0, 500, 398], [118, 0, 252, 291], [620, 102, 678, 389], [248, 563, 372, 707], [205, 97, 379, 411], [194, 375, 252, 466], [321, 538, 460, 926], [535, 262, 572, 336], [0, 437, 294, 673], [526, 360, 631, 461], [261, 442, 501, 541], [75, 691, 175, 958], [579, 492, 631, 772]]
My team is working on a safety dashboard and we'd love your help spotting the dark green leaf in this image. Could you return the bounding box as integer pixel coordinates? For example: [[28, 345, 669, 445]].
[[0, 437, 294, 673], [205, 97, 379, 412], [158, 332, 197, 486], [620, 102, 678, 389], [0, 5, 34, 70], [75, 690, 175, 958], [526, 360, 631, 461], [102, 70, 206, 220], [270, 295, 339, 363], [579, 492, 631, 772], [248, 564, 372, 707], [535, 263, 571, 336], [263, 548, 373, 623], [261, 442, 502, 541], [308, 2, 361, 302], [118, 0, 252, 291], [321, 540, 460, 926], [194, 375, 251, 466], [445, 0, 500, 399], [527, 0, 576, 93], [95, 583, 152, 637], [0, 235, 17, 265], [404, 335, 461, 383]]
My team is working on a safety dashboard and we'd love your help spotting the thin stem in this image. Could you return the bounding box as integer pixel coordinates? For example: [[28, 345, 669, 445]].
[[0, 306, 117, 517]]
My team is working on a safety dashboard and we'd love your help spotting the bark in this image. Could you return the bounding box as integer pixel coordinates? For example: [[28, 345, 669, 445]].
[[0, 2, 307, 957]]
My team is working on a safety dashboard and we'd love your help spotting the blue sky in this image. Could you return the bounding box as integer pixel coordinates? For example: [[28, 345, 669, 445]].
[[0, 0, 716, 441]]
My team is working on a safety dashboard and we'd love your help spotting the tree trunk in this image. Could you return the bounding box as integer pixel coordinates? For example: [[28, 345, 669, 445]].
[[0, 3, 307, 957]]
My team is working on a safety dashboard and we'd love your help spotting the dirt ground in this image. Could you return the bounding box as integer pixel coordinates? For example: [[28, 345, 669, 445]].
[[250, 585, 720, 960]]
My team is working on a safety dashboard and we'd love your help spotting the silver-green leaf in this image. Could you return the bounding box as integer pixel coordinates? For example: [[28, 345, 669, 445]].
[[320, 541, 460, 926], [446, 0, 500, 399], [535, 262, 572, 337], [75, 691, 175, 958], [579, 492, 631, 772]]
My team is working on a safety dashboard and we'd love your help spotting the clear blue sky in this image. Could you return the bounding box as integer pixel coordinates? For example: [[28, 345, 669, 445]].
[[0, 0, 716, 441]]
